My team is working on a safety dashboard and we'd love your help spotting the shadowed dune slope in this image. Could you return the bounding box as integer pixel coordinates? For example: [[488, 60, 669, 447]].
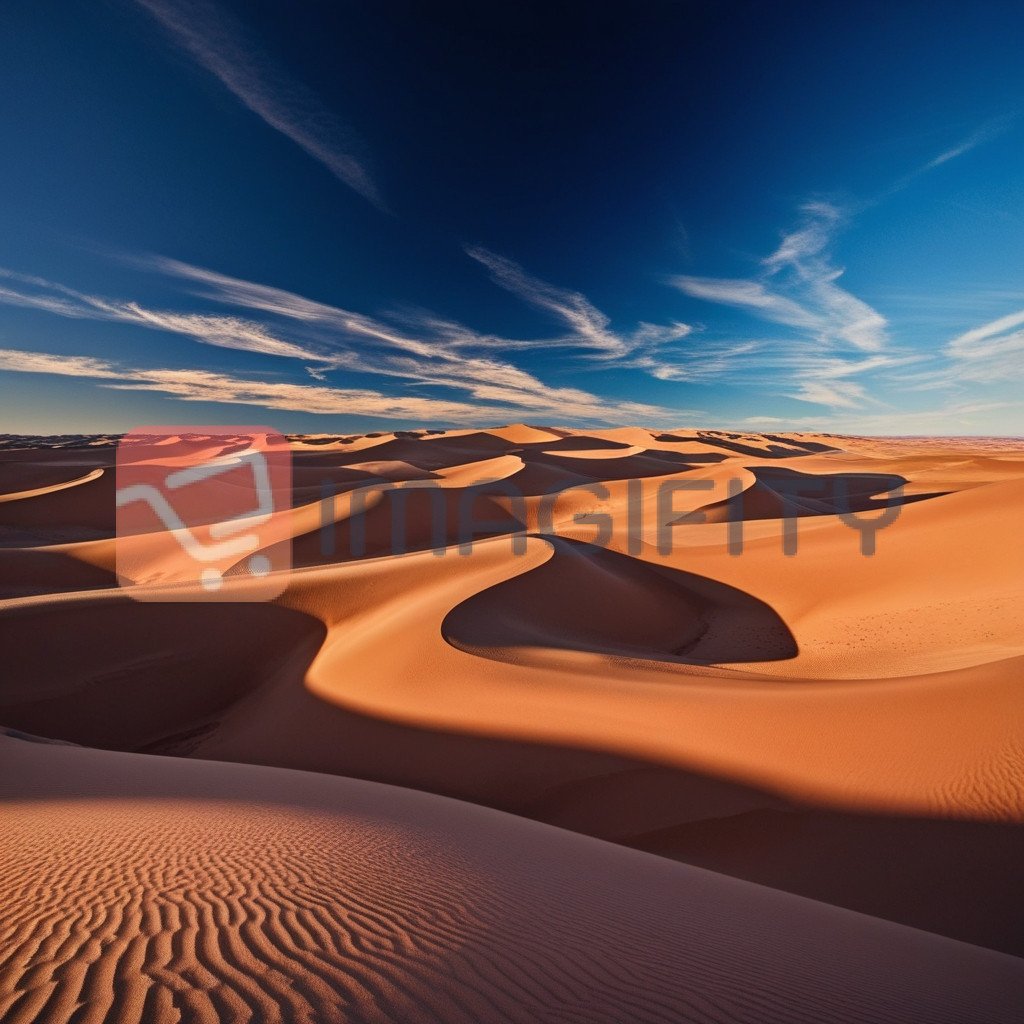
[[3, 429, 1024, 1019], [2, 735, 1023, 1024], [0, 597, 324, 750], [0, 466, 115, 538], [443, 537, 797, 664], [695, 466, 945, 522]]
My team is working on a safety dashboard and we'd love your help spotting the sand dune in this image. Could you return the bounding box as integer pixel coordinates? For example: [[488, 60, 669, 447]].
[[0, 465, 115, 539], [694, 465, 943, 522], [1, 425, 1023, 1019], [0, 465, 104, 503], [442, 536, 798, 665], [2, 734, 1023, 1024]]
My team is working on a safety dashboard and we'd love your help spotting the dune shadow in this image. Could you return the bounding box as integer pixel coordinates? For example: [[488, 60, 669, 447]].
[[0, 582, 1018, 957], [655, 432, 840, 458], [3, 714, 1020, 956], [631, 803, 1024, 957], [0, 549, 116, 599], [0, 464, 116, 539], [519, 434, 634, 452], [760, 433, 841, 453], [291, 482, 527, 566], [442, 537, 797, 665], [696, 466, 948, 522], [0, 598, 325, 751]]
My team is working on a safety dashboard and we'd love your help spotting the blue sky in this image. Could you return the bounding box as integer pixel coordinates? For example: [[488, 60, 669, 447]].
[[0, 0, 1022, 435]]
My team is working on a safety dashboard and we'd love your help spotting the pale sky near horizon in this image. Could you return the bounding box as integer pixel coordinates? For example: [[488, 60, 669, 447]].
[[1, 0, 1022, 436]]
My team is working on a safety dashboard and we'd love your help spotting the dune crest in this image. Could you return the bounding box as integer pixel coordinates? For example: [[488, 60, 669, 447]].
[[2, 427, 1023, 1018], [2, 736, 1023, 1024]]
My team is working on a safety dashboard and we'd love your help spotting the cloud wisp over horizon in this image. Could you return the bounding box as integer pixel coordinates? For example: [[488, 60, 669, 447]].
[[2, 201, 1022, 433], [0, 255, 709, 427], [670, 202, 925, 409], [1, 1, 1021, 434]]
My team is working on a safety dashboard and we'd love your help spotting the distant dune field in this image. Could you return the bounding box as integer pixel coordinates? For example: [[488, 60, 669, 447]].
[[1, 426, 1023, 1022]]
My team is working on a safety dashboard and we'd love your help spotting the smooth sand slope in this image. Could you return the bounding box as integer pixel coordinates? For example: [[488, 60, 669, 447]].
[[3, 733, 1023, 1024], [1, 426, 1023, 1019]]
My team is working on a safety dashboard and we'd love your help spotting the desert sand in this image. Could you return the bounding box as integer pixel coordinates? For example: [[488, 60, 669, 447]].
[[1, 425, 1023, 1022]]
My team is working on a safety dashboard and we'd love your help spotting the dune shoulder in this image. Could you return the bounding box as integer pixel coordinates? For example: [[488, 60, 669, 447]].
[[2, 734, 1023, 1024]]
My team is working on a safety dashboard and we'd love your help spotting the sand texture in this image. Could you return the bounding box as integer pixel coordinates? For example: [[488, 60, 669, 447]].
[[1, 426, 1023, 1022]]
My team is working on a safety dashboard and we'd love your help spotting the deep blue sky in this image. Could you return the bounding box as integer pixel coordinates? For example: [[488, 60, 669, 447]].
[[0, 0, 1022, 434]]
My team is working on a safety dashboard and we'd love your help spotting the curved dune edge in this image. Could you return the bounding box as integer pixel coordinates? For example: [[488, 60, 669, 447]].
[[441, 535, 799, 665], [1, 735, 1022, 1024], [2, 513, 1022, 823], [0, 466, 104, 503], [2, 427, 1024, 1010], [288, 535, 1024, 823], [540, 444, 647, 458]]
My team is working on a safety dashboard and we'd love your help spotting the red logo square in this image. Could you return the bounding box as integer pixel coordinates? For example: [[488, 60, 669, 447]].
[[115, 426, 292, 601]]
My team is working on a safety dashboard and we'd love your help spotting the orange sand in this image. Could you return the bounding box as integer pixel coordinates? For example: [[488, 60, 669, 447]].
[[1, 425, 1022, 1021]]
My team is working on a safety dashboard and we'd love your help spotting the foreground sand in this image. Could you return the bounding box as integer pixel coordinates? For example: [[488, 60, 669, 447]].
[[1, 425, 1023, 1020], [3, 733, 1023, 1024]]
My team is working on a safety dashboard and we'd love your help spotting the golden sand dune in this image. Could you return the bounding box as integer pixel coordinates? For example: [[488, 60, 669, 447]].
[[2, 733, 1023, 1024], [0, 466, 104, 503], [1, 425, 1023, 1019]]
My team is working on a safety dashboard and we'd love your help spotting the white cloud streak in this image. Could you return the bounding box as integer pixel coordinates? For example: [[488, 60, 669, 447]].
[[0, 268, 324, 361], [922, 119, 1013, 173], [464, 246, 630, 357], [0, 348, 118, 378], [671, 277, 820, 330], [133, 0, 384, 208], [669, 202, 900, 408], [892, 307, 1024, 394], [739, 399, 1020, 436], [888, 116, 1016, 194], [0, 255, 709, 424], [946, 308, 1024, 360], [139, 253, 712, 415], [461, 246, 755, 386], [0, 346, 646, 423]]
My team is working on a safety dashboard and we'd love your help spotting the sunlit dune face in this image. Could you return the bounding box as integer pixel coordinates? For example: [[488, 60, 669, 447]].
[[2, 426, 1024, 1020], [2, 740, 1022, 1024]]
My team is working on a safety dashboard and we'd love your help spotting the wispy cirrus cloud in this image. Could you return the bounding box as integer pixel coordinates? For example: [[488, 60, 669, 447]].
[[0, 256, 698, 424], [132, 0, 384, 208], [0, 268, 325, 361], [675, 202, 889, 354], [894, 306, 1024, 393], [464, 246, 632, 357], [762, 202, 888, 353], [668, 276, 819, 331], [141, 257, 438, 359], [946, 308, 1024, 362], [917, 116, 1015, 176], [464, 245, 699, 366], [740, 348, 924, 409], [140, 252, 712, 414], [884, 115, 1017, 196], [0, 347, 499, 420], [0, 243, 753, 425], [670, 202, 900, 408], [461, 246, 761, 385], [0, 348, 118, 379], [0, 345, 683, 425], [626, 340, 762, 384], [762, 200, 841, 271], [0, 253, 705, 424]]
